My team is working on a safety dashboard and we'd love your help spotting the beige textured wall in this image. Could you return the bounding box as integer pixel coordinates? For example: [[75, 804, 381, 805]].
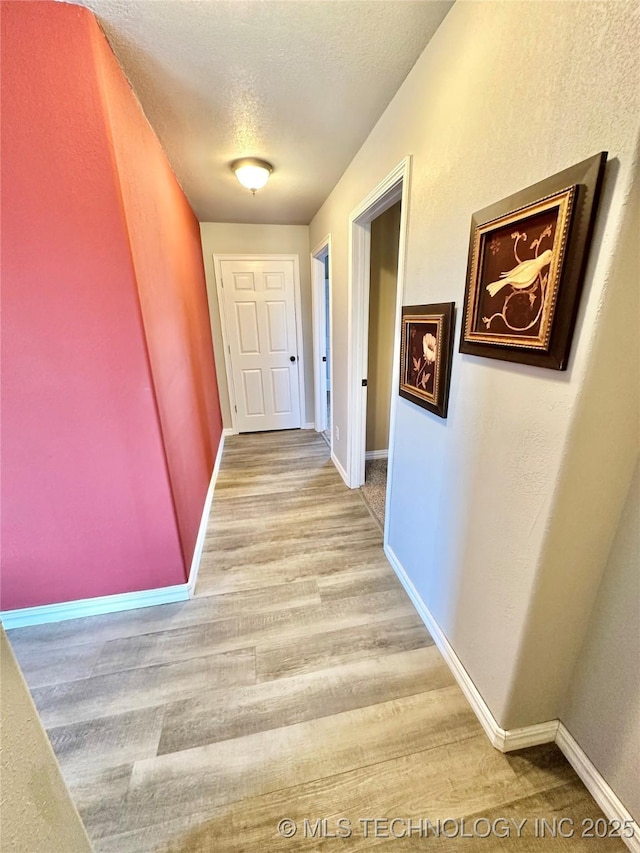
[[366, 202, 401, 452], [561, 461, 640, 822], [310, 0, 639, 738], [199, 223, 312, 428], [0, 627, 92, 852], [501, 139, 640, 727], [559, 180, 640, 823]]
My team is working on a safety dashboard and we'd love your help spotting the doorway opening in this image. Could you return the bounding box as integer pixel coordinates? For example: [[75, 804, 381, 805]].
[[361, 201, 402, 527], [345, 157, 411, 543], [311, 236, 332, 451]]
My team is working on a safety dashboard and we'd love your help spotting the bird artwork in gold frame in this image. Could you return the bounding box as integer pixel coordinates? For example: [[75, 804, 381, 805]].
[[466, 189, 574, 351], [460, 152, 607, 370]]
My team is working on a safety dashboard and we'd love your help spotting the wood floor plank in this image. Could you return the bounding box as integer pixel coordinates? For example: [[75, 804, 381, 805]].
[[196, 541, 393, 595], [256, 613, 432, 681], [356, 783, 627, 852], [157, 646, 453, 755], [31, 647, 255, 728], [48, 705, 166, 779], [9, 638, 104, 687], [114, 687, 480, 835], [177, 742, 591, 853], [202, 486, 380, 520], [92, 588, 420, 677], [67, 763, 135, 843], [91, 812, 209, 853], [7, 603, 191, 653], [209, 483, 371, 517], [92, 740, 603, 853], [318, 566, 406, 600], [204, 514, 381, 551], [204, 512, 380, 551], [213, 459, 343, 498], [202, 527, 383, 566]]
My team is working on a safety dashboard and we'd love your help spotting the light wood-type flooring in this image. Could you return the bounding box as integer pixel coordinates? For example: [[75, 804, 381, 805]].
[[7, 431, 625, 851]]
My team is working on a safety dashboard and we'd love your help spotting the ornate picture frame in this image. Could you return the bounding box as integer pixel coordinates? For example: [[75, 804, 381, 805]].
[[460, 152, 607, 370], [399, 302, 455, 419]]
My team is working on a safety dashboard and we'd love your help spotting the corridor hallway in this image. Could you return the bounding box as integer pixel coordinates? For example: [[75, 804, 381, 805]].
[[6, 432, 623, 852]]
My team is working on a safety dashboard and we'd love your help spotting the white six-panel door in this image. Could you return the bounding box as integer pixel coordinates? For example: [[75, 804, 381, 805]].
[[219, 257, 302, 432]]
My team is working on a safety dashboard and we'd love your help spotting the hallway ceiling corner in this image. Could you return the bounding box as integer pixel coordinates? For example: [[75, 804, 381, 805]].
[[66, 0, 453, 225]]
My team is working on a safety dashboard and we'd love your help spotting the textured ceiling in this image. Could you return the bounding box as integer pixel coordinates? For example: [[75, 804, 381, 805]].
[[68, 0, 453, 224]]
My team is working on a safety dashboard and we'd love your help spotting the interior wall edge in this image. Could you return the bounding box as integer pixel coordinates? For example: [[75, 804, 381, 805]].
[[0, 627, 93, 851], [186, 432, 226, 595]]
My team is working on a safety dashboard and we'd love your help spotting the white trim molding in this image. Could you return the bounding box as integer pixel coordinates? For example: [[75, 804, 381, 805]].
[[311, 235, 333, 441], [1, 434, 227, 630], [186, 433, 225, 595], [222, 426, 236, 437], [383, 542, 640, 852], [556, 725, 640, 853], [0, 584, 189, 630], [331, 452, 350, 488], [365, 449, 388, 461], [304, 422, 316, 430], [347, 156, 411, 490]]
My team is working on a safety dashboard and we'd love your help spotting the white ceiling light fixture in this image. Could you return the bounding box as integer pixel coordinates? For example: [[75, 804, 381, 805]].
[[231, 158, 273, 195]]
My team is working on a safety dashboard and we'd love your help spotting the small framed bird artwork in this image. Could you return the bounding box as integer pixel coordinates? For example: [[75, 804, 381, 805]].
[[399, 302, 455, 418], [460, 152, 607, 370]]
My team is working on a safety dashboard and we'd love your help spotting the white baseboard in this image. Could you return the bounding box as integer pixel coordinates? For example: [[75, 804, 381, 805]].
[[0, 584, 189, 630], [383, 542, 640, 851], [186, 434, 225, 595], [331, 451, 350, 487], [1, 434, 228, 630], [556, 725, 640, 853], [383, 543, 557, 752], [365, 449, 388, 461], [304, 422, 315, 430], [493, 719, 559, 752], [222, 427, 236, 436]]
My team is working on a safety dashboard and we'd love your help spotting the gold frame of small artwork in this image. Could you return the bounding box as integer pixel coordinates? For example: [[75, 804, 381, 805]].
[[399, 302, 455, 419]]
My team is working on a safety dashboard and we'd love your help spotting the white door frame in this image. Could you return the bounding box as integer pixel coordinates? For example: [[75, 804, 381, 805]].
[[213, 253, 306, 434], [311, 235, 333, 441], [346, 156, 411, 505]]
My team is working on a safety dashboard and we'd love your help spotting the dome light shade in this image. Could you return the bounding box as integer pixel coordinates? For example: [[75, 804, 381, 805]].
[[231, 158, 273, 194]]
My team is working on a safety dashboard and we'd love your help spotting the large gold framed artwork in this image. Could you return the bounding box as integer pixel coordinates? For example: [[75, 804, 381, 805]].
[[460, 152, 607, 370]]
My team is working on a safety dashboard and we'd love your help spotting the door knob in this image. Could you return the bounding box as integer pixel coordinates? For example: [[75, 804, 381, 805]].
[[290, 355, 296, 362]]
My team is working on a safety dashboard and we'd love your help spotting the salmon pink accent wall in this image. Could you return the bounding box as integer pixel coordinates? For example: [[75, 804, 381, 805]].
[[0, 2, 222, 610], [92, 19, 222, 570]]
